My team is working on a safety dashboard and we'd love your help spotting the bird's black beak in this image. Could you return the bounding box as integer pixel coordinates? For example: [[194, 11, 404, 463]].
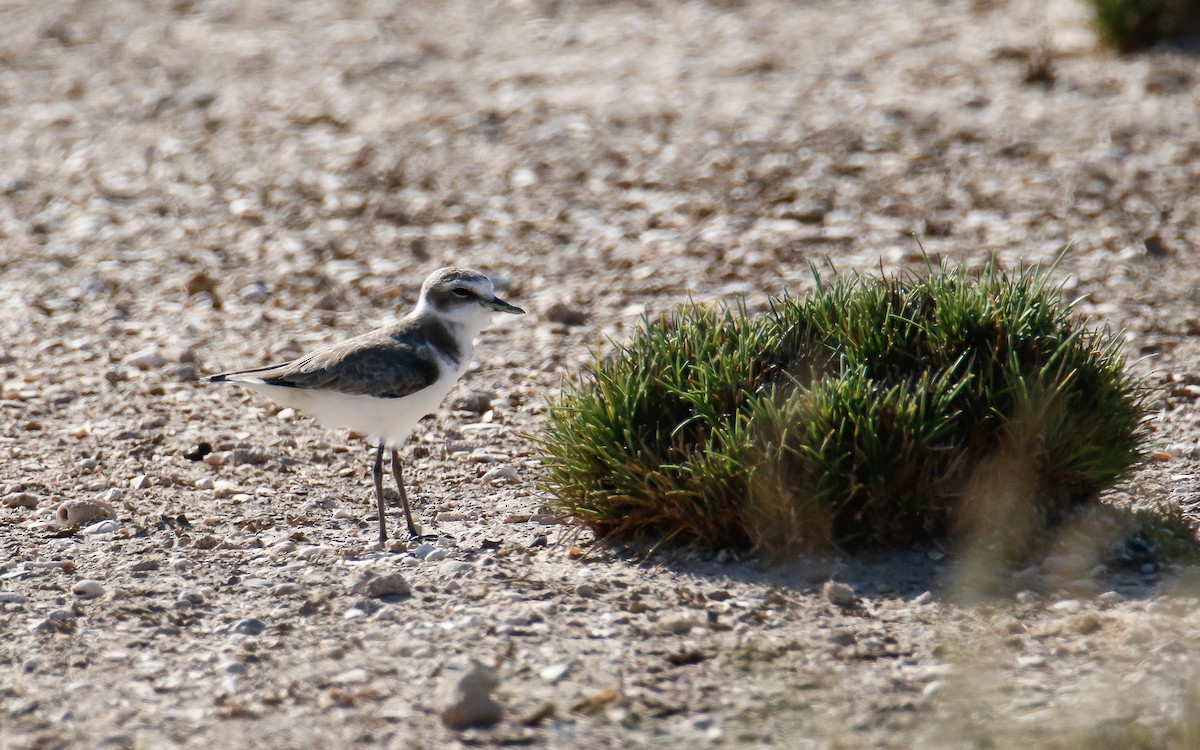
[[486, 296, 525, 314]]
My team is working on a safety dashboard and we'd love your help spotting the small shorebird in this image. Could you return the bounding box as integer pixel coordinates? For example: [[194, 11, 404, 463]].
[[206, 267, 525, 543]]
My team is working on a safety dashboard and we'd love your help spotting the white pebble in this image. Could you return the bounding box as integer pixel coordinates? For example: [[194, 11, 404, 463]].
[[72, 580, 106, 598], [413, 544, 438, 560], [439, 560, 472, 577], [122, 347, 166, 370], [1051, 599, 1082, 614], [482, 465, 520, 484], [658, 614, 704, 635], [923, 680, 949, 697], [221, 660, 247, 674], [82, 520, 120, 535], [539, 663, 570, 683], [331, 668, 369, 684]]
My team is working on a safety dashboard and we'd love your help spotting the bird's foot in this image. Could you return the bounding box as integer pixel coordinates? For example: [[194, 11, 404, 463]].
[[407, 527, 438, 542]]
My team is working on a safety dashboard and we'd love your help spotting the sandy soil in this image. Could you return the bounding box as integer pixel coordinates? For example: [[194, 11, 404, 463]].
[[2, 0, 1200, 747]]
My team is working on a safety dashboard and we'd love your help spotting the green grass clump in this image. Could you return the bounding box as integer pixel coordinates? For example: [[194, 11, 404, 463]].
[[540, 261, 1151, 556], [1091, 0, 1200, 52]]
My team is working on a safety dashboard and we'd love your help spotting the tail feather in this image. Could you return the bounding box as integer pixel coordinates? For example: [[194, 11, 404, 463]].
[[204, 363, 285, 385]]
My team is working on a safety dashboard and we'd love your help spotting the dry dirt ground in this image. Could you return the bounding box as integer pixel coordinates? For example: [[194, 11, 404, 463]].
[[2, 0, 1200, 748]]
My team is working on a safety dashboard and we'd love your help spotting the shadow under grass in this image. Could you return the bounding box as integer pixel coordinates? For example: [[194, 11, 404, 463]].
[[595, 497, 1200, 608]]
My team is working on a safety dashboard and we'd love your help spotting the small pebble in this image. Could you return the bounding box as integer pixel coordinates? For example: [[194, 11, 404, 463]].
[[923, 680, 949, 697], [122, 347, 166, 370], [439, 560, 472, 576], [450, 389, 495, 413], [72, 580, 106, 598], [350, 572, 411, 599], [413, 544, 438, 560], [0, 592, 28, 604], [482, 465, 520, 484], [576, 583, 598, 599], [823, 580, 857, 607], [239, 282, 269, 303], [544, 301, 588, 326], [232, 618, 267, 636], [539, 663, 570, 683], [221, 660, 247, 674], [182, 443, 213, 462], [331, 668, 369, 684], [439, 663, 502, 729], [1051, 599, 1082, 615], [658, 614, 704, 635], [3, 492, 38, 509]]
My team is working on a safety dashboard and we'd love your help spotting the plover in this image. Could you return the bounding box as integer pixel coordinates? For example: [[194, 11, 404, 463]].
[[206, 267, 525, 543]]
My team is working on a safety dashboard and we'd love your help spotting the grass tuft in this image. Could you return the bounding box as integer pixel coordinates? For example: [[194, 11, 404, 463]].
[[1090, 0, 1200, 52], [540, 260, 1154, 557]]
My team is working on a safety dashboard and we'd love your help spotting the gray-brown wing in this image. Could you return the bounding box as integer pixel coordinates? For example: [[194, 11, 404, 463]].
[[223, 337, 440, 398]]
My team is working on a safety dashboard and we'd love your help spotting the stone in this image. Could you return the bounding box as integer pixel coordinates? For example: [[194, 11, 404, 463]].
[[122, 347, 166, 370], [439, 662, 502, 729], [57, 499, 116, 527], [544, 301, 588, 326], [72, 580, 106, 598], [350, 572, 411, 599], [658, 614, 704, 635], [823, 580, 857, 607], [482, 465, 520, 484], [539, 663, 570, 683], [232, 618, 267, 636], [82, 520, 120, 535], [3, 492, 39, 509], [450, 389, 495, 413], [1051, 599, 1082, 615], [221, 660, 248, 674]]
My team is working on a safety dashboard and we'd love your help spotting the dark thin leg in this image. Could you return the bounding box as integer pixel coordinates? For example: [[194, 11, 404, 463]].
[[372, 441, 388, 544], [390, 449, 418, 537]]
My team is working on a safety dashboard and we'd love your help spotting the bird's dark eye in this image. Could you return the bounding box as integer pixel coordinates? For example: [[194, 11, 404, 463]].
[[452, 287, 471, 298]]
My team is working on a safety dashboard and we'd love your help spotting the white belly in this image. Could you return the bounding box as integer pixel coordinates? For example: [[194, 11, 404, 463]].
[[238, 363, 463, 448]]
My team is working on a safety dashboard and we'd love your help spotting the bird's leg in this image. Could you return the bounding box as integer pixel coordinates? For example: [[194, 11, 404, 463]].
[[390, 449, 419, 538], [373, 441, 388, 544]]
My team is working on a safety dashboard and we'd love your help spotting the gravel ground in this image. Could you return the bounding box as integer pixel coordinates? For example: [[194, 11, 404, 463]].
[[3, 0, 1200, 747]]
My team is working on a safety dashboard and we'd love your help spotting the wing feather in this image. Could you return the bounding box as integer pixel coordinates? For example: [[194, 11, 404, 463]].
[[210, 330, 441, 399]]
